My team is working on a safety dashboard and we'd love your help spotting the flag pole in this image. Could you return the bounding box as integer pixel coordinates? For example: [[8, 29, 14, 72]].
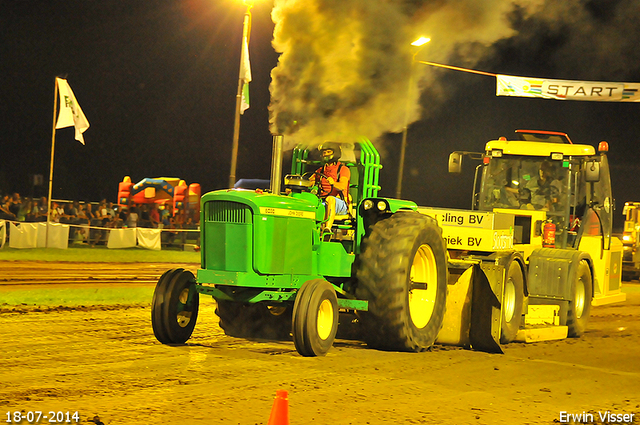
[[46, 77, 60, 247], [228, 2, 253, 189]]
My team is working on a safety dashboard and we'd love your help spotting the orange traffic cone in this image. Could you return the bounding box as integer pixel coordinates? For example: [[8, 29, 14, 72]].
[[267, 389, 289, 425]]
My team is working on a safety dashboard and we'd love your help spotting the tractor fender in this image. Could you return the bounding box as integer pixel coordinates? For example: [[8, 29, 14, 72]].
[[527, 248, 594, 326], [490, 251, 528, 297], [527, 248, 593, 300]]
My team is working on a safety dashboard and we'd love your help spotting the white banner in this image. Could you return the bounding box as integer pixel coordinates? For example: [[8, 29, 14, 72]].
[[0, 220, 6, 249], [9, 222, 38, 248], [136, 227, 162, 250], [107, 228, 137, 249], [136, 228, 161, 251], [8, 222, 69, 249], [107, 228, 162, 250], [497, 74, 640, 102], [36, 223, 70, 249]]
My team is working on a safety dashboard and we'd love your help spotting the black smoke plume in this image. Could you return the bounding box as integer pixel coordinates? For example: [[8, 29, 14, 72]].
[[268, 0, 640, 148]]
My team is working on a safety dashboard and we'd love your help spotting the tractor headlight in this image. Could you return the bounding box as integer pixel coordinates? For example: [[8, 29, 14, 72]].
[[377, 200, 387, 211], [363, 199, 374, 210]]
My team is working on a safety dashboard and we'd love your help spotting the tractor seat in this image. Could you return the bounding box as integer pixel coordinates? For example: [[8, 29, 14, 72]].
[[333, 208, 354, 228]]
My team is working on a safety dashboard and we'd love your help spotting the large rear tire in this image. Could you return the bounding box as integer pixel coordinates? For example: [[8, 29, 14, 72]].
[[567, 260, 592, 337], [216, 301, 292, 341], [151, 268, 199, 344], [356, 212, 447, 352], [292, 279, 339, 357], [500, 260, 524, 344]]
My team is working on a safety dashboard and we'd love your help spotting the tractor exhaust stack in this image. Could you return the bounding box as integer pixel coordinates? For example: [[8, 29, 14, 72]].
[[270, 134, 284, 195]]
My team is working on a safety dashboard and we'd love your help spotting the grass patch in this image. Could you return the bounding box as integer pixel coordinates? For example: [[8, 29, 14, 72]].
[[0, 246, 200, 263], [0, 286, 153, 307]]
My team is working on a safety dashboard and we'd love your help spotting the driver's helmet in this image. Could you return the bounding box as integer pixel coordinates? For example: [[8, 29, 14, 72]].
[[318, 141, 342, 164]]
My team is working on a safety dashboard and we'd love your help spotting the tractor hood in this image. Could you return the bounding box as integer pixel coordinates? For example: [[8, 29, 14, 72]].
[[200, 189, 322, 276], [201, 188, 320, 220]]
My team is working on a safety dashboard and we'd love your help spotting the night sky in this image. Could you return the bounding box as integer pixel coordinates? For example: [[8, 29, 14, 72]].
[[2, 0, 640, 230]]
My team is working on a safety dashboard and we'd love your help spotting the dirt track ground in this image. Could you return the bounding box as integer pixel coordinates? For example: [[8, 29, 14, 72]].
[[1, 262, 639, 425]]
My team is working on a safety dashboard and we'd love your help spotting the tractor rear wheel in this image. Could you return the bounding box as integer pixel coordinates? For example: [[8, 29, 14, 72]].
[[500, 260, 524, 344], [292, 279, 339, 357], [567, 260, 592, 337], [216, 301, 292, 340], [356, 212, 447, 352], [151, 268, 199, 344]]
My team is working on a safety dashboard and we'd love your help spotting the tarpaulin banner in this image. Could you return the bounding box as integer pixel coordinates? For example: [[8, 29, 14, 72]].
[[9, 222, 38, 248], [0, 220, 6, 249], [8, 222, 69, 249], [107, 227, 161, 250], [136, 228, 161, 251], [496, 75, 640, 102], [36, 222, 70, 249], [107, 228, 137, 249]]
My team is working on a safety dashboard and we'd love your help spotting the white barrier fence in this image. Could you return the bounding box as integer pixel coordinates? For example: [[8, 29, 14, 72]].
[[0, 220, 6, 250], [0, 220, 199, 250]]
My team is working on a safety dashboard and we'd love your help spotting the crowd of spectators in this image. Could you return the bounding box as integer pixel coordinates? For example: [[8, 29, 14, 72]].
[[1, 193, 49, 222], [1, 191, 199, 247]]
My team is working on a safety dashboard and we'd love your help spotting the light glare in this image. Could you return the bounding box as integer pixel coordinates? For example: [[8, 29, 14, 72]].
[[411, 37, 431, 46]]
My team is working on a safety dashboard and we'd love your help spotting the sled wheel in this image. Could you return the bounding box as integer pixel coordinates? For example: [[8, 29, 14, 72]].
[[567, 260, 592, 337], [500, 260, 524, 344], [152, 268, 199, 344], [216, 301, 292, 340], [292, 279, 339, 357], [356, 212, 447, 352], [151, 268, 183, 344]]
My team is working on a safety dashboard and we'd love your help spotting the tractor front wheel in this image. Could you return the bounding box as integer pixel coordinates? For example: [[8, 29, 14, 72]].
[[151, 268, 199, 344], [292, 279, 339, 357]]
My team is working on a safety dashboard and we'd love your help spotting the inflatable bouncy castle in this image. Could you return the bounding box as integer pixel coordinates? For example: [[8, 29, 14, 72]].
[[117, 176, 201, 215]]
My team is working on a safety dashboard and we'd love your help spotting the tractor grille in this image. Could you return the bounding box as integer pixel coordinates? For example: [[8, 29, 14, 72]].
[[205, 201, 252, 224]]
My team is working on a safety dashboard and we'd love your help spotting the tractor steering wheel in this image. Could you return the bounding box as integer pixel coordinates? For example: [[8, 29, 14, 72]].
[[312, 170, 334, 197], [312, 171, 329, 180]]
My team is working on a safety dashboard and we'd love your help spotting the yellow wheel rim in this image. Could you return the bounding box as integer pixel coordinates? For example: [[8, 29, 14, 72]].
[[177, 288, 192, 328], [575, 277, 586, 318], [316, 299, 334, 340], [503, 276, 516, 322], [177, 311, 192, 327], [409, 244, 439, 329], [178, 288, 189, 304]]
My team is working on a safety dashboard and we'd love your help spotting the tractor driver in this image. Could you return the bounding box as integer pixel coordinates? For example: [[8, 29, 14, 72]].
[[527, 160, 563, 210], [309, 142, 351, 236]]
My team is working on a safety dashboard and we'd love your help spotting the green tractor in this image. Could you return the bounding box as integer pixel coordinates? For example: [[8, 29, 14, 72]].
[[151, 136, 450, 356]]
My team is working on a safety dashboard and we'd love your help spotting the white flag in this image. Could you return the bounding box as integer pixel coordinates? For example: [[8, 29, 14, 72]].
[[55, 77, 90, 144], [240, 37, 251, 114]]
